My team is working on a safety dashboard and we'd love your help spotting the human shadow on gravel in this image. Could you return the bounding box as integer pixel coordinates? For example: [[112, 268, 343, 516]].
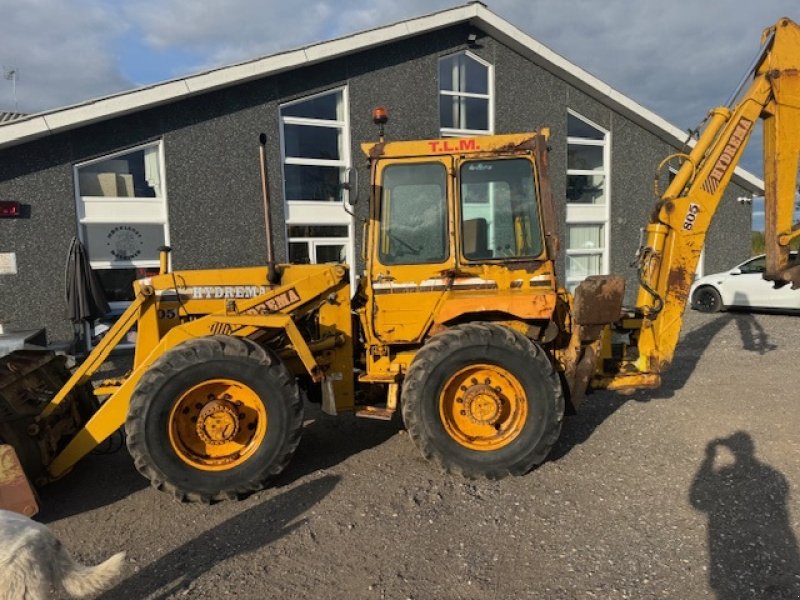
[[551, 313, 774, 461], [690, 432, 800, 599], [96, 474, 340, 600]]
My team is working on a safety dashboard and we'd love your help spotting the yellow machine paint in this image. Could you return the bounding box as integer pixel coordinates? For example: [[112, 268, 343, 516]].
[[595, 17, 800, 392], [2, 18, 800, 507]]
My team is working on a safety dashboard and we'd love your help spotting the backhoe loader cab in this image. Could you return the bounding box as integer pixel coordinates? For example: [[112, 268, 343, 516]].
[[361, 131, 561, 347]]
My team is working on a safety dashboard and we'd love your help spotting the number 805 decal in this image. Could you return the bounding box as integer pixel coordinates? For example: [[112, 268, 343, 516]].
[[682, 203, 700, 230]]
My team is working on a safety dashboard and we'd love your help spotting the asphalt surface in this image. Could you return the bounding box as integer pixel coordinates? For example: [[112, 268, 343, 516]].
[[39, 310, 800, 599]]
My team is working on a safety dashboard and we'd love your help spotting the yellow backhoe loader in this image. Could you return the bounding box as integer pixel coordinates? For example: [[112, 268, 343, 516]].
[[1, 17, 798, 513]]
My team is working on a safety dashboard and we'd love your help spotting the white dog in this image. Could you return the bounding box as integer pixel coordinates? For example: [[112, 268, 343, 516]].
[[0, 509, 125, 599]]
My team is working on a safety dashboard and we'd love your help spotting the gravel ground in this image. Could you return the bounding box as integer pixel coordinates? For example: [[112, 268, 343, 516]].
[[37, 310, 800, 599]]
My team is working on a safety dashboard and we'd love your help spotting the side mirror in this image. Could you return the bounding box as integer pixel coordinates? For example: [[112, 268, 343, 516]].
[[730, 268, 742, 275], [342, 167, 359, 206]]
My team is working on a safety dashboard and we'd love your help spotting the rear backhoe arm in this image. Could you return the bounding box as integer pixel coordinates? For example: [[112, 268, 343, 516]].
[[607, 17, 800, 391]]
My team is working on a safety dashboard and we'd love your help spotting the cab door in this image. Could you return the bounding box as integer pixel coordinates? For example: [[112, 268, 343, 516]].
[[367, 157, 454, 343]]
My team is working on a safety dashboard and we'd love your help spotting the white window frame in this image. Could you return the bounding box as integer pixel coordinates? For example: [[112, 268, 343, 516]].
[[279, 87, 355, 287], [73, 141, 170, 297], [73, 140, 170, 348], [438, 50, 494, 137], [287, 225, 353, 267], [565, 110, 610, 289]]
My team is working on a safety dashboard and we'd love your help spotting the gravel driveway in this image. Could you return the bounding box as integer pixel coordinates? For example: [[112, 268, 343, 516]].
[[39, 310, 800, 599]]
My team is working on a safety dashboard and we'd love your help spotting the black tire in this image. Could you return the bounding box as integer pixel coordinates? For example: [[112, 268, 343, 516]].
[[692, 286, 724, 313], [401, 323, 564, 479], [126, 335, 303, 502]]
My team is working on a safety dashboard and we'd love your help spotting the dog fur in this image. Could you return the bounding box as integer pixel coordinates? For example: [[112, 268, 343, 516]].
[[0, 509, 125, 599]]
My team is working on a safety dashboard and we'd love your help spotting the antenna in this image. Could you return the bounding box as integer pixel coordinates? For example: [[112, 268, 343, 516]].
[[3, 67, 18, 110]]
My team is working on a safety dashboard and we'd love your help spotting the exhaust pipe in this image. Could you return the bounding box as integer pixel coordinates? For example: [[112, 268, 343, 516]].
[[258, 133, 279, 285]]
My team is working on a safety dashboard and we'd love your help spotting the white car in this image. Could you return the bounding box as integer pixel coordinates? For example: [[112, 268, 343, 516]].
[[690, 253, 800, 313]]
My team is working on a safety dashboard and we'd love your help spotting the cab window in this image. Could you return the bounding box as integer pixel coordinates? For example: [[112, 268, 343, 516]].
[[379, 163, 448, 265], [460, 158, 542, 260]]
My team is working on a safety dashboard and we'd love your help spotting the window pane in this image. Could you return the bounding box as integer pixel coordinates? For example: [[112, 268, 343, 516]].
[[283, 124, 340, 160], [78, 147, 161, 197], [566, 174, 605, 204], [281, 92, 340, 120], [568, 144, 603, 171], [287, 225, 348, 237], [567, 254, 601, 280], [82, 223, 165, 263], [568, 114, 604, 140], [460, 159, 542, 260], [464, 97, 489, 131], [284, 164, 341, 201], [94, 267, 158, 302], [568, 224, 604, 250], [289, 242, 311, 264], [439, 55, 456, 92], [441, 96, 491, 132], [380, 163, 448, 265], [315, 244, 347, 263], [439, 95, 457, 129], [463, 55, 488, 94], [740, 256, 765, 273]]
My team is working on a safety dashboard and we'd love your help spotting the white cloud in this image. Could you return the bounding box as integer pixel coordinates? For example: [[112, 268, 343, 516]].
[[0, 0, 132, 112], [2, 0, 795, 175]]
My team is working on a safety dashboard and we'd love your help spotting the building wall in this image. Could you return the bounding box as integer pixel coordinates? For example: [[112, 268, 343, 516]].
[[0, 24, 753, 342]]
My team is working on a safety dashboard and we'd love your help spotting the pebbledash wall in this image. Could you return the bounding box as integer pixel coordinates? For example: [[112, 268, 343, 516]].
[[0, 5, 760, 344]]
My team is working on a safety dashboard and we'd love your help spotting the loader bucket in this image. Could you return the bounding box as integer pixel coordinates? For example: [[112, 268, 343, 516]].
[[0, 444, 38, 516], [0, 350, 94, 495]]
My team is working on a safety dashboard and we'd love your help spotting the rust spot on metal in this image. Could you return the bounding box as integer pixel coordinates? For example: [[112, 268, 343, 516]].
[[507, 260, 545, 274], [532, 134, 560, 257], [778, 264, 800, 289], [666, 265, 690, 296], [573, 275, 625, 325], [368, 142, 386, 158], [495, 136, 537, 153], [664, 201, 675, 213]]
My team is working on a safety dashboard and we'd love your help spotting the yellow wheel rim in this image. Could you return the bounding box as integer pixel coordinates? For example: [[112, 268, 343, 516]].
[[168, 378, 267, 472], [438, 364, 528, 451]]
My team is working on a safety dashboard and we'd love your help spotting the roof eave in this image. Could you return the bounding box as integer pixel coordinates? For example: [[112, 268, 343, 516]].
[[0, 2, 763, 193]]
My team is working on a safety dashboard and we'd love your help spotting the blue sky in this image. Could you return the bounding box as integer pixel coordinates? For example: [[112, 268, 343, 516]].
[[2, 0, 797, 186]]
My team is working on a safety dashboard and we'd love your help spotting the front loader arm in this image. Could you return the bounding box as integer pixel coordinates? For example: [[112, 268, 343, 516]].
[[606, 18, 800, 390]]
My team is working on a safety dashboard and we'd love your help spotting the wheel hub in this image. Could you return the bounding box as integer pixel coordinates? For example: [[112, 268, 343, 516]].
[[462, 384, 503, 426], [195, 399, 240, 445]]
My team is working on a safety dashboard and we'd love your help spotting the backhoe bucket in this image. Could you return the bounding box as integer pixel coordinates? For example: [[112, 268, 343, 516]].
[[0, 350, 95, 502]]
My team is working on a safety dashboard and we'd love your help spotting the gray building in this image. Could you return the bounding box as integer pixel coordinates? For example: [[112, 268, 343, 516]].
[[0, 3, 761, 345]]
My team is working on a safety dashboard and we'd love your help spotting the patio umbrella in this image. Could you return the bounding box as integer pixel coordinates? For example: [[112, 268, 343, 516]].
[[65, 237, 110, 347]]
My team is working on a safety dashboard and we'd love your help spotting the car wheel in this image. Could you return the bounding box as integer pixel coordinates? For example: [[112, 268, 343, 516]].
[[692, 286, 724, 313]]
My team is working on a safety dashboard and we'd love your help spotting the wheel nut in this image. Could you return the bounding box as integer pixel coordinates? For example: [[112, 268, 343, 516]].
[[460, 410, 466, 415]]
